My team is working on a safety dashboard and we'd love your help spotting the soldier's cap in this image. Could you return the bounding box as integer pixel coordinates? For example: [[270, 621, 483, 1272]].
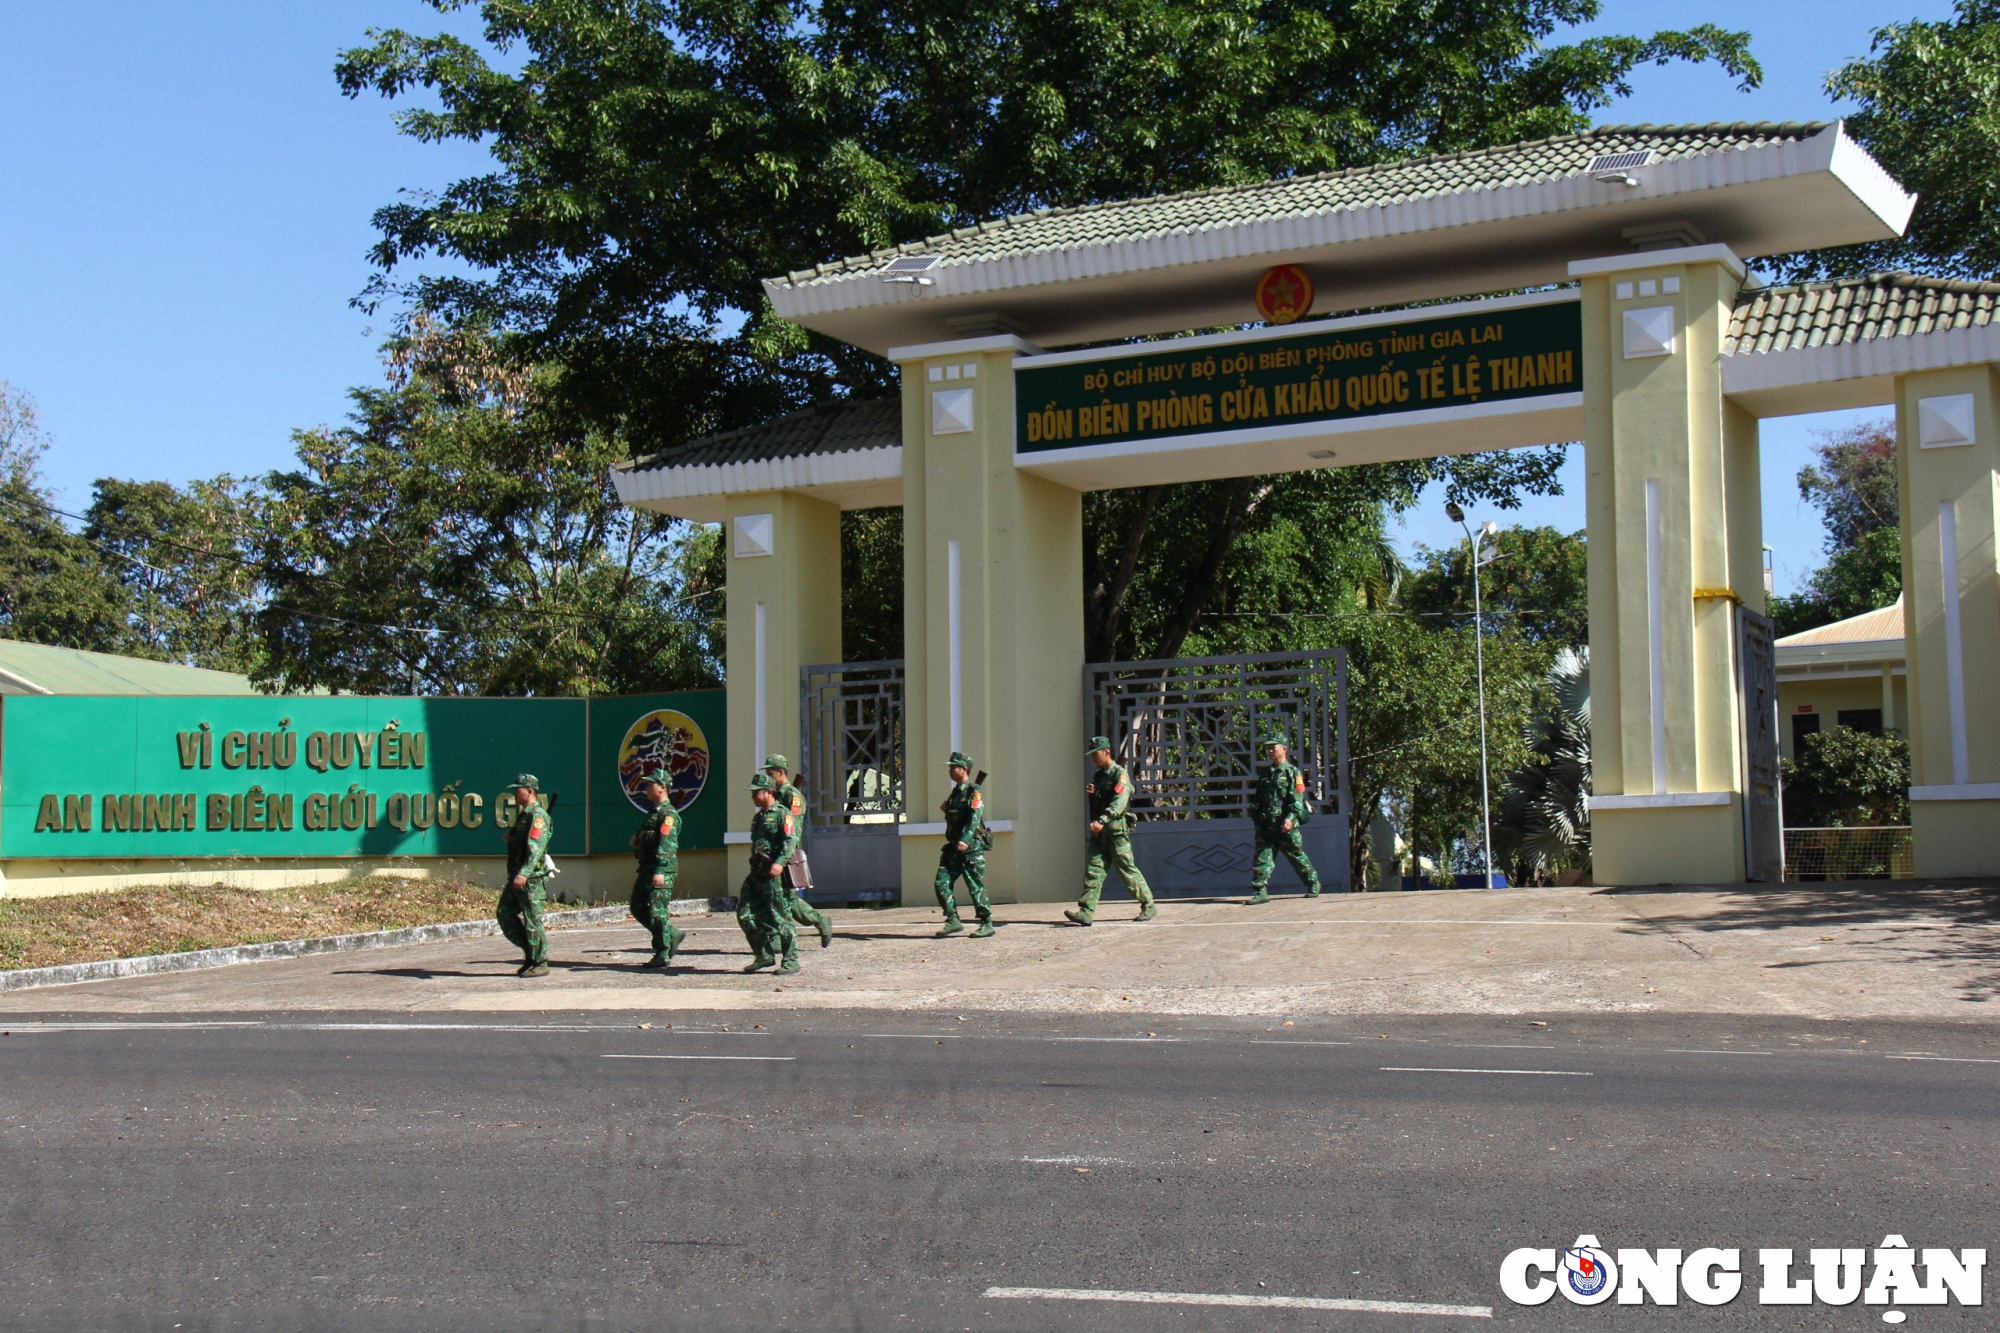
[[510, 773, 540, 792], [1261, 734, 1290, 750], [946, 750, 975, 769], [761, 753, 790, 772], [747, 772, 780, 792], [638, 768, 672, 787], [1084, 735, 1112, 754]]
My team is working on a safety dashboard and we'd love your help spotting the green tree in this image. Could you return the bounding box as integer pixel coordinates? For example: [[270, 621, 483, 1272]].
[[1400, 523, 1589, 647], [1342, 614, 1544, 887], [1780, 728, 1910, 828], [1774, 1, 2000, 283], [0, 382, 135, 654], [254, 319, 721, 697], [1769, 418, 1902, 637], [338, 1, 1753, 663], [338, 1, 1757, 439], [1492, 646, 1591, 884], [83, 477, 263, 673]]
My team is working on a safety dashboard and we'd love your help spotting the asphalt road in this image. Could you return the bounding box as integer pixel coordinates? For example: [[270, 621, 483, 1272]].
[[0, 1008, 1994, 1331]]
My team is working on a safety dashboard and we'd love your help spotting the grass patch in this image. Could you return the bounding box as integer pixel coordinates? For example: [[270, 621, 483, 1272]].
[[0, 877, 611, 972]]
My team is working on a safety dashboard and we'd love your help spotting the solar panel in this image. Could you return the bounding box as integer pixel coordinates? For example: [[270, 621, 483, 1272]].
[[1586, 151, 1655, 174], [881, 254, 942, 274]]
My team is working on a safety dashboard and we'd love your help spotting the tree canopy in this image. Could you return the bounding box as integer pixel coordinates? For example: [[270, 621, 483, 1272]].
[[1775, 1, 2000, 283], [1770, 418, 1902, 638]]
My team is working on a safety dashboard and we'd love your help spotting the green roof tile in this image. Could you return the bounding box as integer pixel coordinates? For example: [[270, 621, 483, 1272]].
[[770, 123, 1831, 288], [1728, 272, 2000, 354], [620, 398, 901, 474]]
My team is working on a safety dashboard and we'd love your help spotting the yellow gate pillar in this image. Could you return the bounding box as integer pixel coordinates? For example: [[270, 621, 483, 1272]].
[[894, 336, 1085, 904], [723, 491, 842, 874], [1898, 366, 2000, 875], [1572, 247, 1765, 884]]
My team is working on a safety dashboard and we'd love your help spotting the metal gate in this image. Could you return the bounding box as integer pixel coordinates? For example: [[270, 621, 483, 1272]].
[[1737, 608, 1784, 882], [798, 659, 906, 902], [1084, 648, 1350, 896]]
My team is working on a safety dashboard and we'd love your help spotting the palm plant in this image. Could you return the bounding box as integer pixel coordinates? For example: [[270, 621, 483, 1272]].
[[1493, 647, 1591, 883]]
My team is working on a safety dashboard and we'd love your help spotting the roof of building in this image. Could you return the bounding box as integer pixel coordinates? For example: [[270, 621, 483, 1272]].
[[775, 123, 1833, 289], [0, 640, 264, 697], [765, 120, 1912, 352], [620, 398, 901, 475], [1776, 596, 1905, 648], [1729, 274, 2000, 356]]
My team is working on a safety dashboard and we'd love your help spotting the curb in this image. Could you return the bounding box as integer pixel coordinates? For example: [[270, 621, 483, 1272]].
[[0, 897, 724, 994]]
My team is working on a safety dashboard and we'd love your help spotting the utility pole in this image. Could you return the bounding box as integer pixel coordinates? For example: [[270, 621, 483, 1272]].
[[1446, 503, 1500, 890]]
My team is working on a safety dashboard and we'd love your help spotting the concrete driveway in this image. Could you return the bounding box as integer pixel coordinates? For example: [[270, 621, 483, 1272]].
[[4, 882, 1995, 1021]]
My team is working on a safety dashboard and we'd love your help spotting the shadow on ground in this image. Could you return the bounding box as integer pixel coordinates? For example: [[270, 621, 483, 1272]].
[[1601, 880, 2000, 1003]]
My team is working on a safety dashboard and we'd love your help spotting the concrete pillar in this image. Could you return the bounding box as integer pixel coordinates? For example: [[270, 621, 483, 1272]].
[[1573, 246, 1764, 884], [722, 491, 842, 876], [894, 335, 1085, 904], [1898, 365, 2000, 876]]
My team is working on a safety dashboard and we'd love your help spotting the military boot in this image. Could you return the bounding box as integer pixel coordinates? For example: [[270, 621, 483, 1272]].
[[971, 919, 996, 939], [743, 955, 776, 973], [817, 916, 834, 948], [665, 923, 687, 957], [1135, 904, 1157, 922], [939, 916, 965, 937], [520, 963, 550, 978], [1247, 889, 1271, 905], [778, 958, 801, 974], [1063, 909, 1093, 927], [642, 954, 670, 969]]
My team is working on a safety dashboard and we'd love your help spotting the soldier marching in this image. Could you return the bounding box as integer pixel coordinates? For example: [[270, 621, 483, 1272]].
[[492, 731, 1344, 976]]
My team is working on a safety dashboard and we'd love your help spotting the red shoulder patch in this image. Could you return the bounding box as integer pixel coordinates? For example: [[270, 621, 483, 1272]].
[[969, 792, 982, 809], [790, 795, 804, 815], [1113, 783, 1124, 795], [782, 816, 794, 837], [662, 817, 675, 834], [531, 816, 547, 836], [1295, 777, 1307, 792]]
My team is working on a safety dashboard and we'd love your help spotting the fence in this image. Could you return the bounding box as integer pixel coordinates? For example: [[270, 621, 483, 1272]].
[[1782, 826, 1914, 881]]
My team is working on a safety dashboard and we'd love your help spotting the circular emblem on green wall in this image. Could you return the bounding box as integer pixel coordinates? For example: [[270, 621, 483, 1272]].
[[617, 709, 710, 813]]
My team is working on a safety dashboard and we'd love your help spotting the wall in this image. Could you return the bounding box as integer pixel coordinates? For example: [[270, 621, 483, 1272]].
[[1776, 675, 1908, 762], [0, 691, 728, 899]]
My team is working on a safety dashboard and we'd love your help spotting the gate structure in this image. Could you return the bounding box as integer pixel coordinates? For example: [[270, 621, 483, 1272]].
[[798, 660, 906, 902], [1737, 608, 1783, 882], [1084, 648, 1349, 897]]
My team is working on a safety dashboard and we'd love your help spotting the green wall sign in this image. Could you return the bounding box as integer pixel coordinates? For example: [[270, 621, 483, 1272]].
[[0, 692, 725, 861], [1016, 296, 1581, 455]]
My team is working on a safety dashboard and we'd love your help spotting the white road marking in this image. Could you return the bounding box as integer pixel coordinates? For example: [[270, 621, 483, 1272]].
[[0, 1021, 265, 1031], [1132, 918, 1618, 927], [1889, 1055, 2000, 1065], [984, 1285, 1491, 1318], [1380, 1067, 1592, 1077], [1248, 1039, 1353, 1047], [1048, 1036, 1183, 1044], [599, 1054, 795, 1062], [860, 1033, 965, 1039]]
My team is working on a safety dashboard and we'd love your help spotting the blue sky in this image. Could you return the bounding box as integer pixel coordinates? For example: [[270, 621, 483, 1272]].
[[0, 1, 1962, 595]]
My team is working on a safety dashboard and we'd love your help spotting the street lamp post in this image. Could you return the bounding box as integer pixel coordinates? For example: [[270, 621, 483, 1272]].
[[1446, 502, 1499, 890]]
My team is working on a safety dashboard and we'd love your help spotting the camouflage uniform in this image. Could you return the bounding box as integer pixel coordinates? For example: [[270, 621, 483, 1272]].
[[1067, 736, 1156, 925], [1249, 740, 1322, 902], [740, 774, 801, 973], [764, 755, 833, 948], [934, 750, 994, 937], [498, 774, 554, 973], [629, 767, 685, 964]]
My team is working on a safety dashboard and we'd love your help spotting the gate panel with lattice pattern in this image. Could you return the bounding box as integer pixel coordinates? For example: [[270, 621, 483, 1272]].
[[798, 659, 906, 901], [1085, 649, 1349, 896]]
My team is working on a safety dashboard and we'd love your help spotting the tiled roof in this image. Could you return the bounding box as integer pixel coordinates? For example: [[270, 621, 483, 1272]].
[[1729, 273, 2000, 355], [774, 123, 1831, 288], [620, 398, 901, 474], [1776, 596, 1904, 648]]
